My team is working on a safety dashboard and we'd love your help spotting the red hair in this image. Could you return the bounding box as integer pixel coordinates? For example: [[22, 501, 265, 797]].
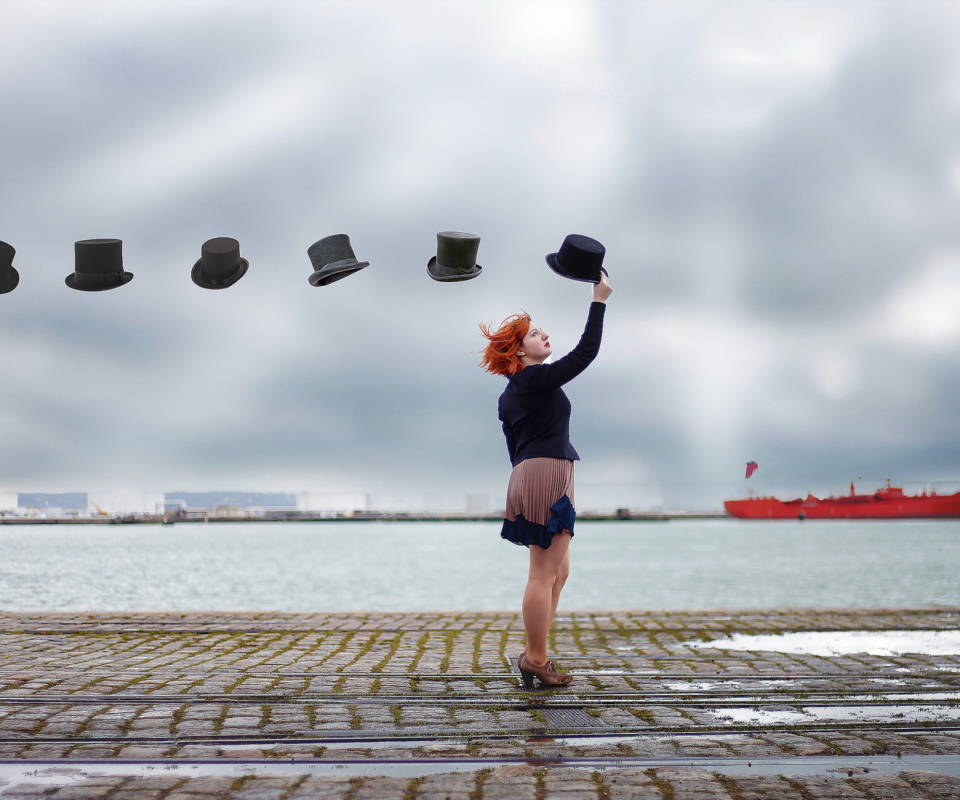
[[478, 312, 531, 376]]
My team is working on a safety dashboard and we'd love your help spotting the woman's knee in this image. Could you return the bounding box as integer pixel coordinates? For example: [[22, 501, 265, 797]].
[[528, 534, 571, 578], [529, 566, 568, 592], [526, 570, 559, 591]]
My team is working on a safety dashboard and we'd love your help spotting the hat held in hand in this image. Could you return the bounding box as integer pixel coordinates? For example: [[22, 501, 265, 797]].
[[546, 234, 607, 283], [192, 237, 248, 289], [0, 241, 19, 295], [307, 234, 369, 286], [427, 231, 482, 282], [66, 239, 133, 291]]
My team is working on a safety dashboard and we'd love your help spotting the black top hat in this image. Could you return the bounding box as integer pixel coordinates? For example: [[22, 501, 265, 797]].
[[0, 241, 20, 295], [546, 234, 607, 283], [192, 237, 248, 289], [66, 239, 133, 291], [308, 234, 369, 287], [427, 231, 482, 282]]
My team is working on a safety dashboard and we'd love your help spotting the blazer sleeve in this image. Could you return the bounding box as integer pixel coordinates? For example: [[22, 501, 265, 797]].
[[514, 302, 605, 393], [501, 420, 518, 463]]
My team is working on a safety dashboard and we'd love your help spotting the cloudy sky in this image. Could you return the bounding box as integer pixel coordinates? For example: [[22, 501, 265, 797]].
[[2, 0, 960, 512]]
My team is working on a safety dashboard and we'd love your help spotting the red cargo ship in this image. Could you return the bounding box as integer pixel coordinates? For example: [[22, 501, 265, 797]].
[[725, 481, 960, 520]]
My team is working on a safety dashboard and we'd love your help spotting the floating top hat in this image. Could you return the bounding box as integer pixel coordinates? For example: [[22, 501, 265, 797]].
[[546, 234, 607, 283], [427, 231, 482, 282], [307, 234, 369, 287], [0, 241, 19, 295], [66, 239, 133, 291], [192, 237, 248, 289]]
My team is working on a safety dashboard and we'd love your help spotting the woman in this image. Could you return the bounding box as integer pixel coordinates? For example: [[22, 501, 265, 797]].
[[479, 272, 612, 688]]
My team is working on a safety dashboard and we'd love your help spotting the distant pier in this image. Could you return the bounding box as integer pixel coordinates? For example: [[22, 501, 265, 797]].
[[0, 510, 728, 525]]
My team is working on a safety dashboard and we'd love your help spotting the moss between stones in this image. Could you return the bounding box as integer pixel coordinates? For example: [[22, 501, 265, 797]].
[[211, 704, 229, 735], [713, 772, 747, 800], [371, 632, 402, 673], [438, 631, 457, 673], [591, 770, 612, 800], [347, 703, 362, 730], [628, 707, 655, 724], [645, 768, 676, 800], [389, 704, 403, 728], [534, 766, 547, 800], [402, 776, 425, 800], [338, 631, 380, 671], [408, 632, 431, 673], [470, 767, 493, 800]]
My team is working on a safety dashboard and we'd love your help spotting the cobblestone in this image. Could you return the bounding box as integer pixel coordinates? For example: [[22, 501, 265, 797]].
[[0, 609, 959, 797]]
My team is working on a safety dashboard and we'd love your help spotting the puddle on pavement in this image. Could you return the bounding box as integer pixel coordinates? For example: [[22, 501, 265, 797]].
[[0, 762, 487, 787], [663, 681, 734, 691], [568, 669, 636, 675], [663, 679, 803, 692], [661, 679, 959, 701], [687, 630, 960, 657], [219, 739, 459, 752], [707, 703, 960, 726]]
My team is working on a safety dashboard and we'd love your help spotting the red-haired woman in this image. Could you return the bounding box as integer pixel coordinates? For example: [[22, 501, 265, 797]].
[[479, 273, 612, 688]]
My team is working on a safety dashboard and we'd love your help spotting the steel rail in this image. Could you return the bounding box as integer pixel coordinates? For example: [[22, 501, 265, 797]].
[[1, 721, 960, 747], [2, 668, 956, 679], [0, 690, 958, 706], [2, 754, 960, 782], [0, 755, 953, 764], [4, 630, 957, 645]]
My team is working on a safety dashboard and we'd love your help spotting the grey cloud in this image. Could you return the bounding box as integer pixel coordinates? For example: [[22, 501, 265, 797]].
[[737, 35, 960, 320], [629, 18, 960, 321], [1, 1, 960, 509]]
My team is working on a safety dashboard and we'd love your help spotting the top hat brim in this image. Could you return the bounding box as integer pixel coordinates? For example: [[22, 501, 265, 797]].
[[545, 253, 607, 283], [309, 260, 369, 287], [65, 271, 134, 292], [192, 258, 248, 290], [427, 257, 482, 283], [0, 267, 19, 295]]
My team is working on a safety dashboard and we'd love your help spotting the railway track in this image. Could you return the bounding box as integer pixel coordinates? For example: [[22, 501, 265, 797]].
[[0, 689, 958, 741], [0, 688, 958, 704]]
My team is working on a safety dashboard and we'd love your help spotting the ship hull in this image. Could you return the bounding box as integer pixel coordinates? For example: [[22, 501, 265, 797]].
[[724, 492, 960, 520]]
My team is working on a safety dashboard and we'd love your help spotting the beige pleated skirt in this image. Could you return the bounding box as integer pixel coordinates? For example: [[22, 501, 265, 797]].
[[501, 457, 576, 549]]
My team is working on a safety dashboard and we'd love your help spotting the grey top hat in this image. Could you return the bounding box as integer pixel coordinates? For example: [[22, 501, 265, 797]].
[[66, 239, 133, 291], [308, 234, 369, 286], [427, 231, 482, 282], [192, 237, 249, 289], [0, 241, 20, 295]]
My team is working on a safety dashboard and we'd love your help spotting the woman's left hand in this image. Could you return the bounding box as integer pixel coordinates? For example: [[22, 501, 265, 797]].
[[593, 271, 612, 303]]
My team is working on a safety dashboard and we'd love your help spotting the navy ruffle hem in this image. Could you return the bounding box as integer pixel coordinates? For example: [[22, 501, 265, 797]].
[[500, 494, 576, 549]]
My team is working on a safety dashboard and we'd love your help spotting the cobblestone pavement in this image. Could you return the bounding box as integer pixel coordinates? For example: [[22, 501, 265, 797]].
[[0, 608, 958, 798]]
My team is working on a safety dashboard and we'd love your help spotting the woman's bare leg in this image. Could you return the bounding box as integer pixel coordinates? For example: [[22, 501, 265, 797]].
[[550, 545, 570, 625], [522, 531, 572, 666]]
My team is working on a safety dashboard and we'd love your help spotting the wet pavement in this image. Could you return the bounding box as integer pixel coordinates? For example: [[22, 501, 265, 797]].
[[1, 608, 959, 797]]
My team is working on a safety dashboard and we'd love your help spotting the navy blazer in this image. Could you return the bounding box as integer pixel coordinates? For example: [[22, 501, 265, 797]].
[[498, 302, 605, 466]]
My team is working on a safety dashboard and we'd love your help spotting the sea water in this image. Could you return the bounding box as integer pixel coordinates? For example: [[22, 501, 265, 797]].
[[0, 519, 959, 611]]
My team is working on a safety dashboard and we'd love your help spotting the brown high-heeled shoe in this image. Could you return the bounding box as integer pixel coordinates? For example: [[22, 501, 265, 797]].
[[518, 653, 573, 689]]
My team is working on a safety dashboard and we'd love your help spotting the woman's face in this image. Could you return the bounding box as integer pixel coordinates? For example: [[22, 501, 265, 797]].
[[519, 323, 551, 364]]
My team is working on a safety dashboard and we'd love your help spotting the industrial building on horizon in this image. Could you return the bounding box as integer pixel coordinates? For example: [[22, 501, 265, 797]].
[[0, 491, 502, 517]]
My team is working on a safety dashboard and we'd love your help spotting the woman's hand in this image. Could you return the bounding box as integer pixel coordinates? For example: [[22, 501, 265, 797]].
[[593, 271, 612, 303]]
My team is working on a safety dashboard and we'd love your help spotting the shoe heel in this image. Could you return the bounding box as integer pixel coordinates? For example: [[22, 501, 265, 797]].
[[516, 655, 537, 691], [519, 668, 536, 691]]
